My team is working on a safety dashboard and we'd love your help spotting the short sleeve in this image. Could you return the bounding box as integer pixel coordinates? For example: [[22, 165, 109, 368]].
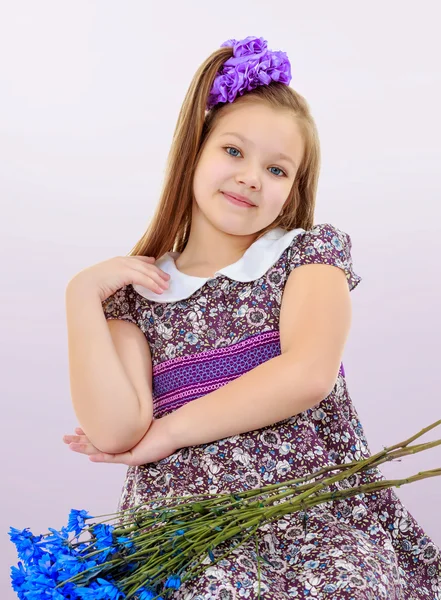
[[101, 284, 140, 325], [286, 223, 362, 291]]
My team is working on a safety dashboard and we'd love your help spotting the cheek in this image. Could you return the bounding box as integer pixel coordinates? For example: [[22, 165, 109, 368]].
[[263, 188, 288, 213], [192, 163, 207, 200], [195, 161, 229, 196], [208, 158, 231, 187]]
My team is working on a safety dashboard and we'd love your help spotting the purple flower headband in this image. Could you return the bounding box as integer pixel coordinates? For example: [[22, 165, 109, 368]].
[[206, 36, 292, 111]]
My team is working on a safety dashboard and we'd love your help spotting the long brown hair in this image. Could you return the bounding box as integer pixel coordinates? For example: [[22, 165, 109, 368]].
[[128, 46, 321, 259]]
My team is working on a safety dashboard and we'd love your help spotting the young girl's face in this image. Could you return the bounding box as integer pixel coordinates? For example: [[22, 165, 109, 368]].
[[192, 101, 304, 236]]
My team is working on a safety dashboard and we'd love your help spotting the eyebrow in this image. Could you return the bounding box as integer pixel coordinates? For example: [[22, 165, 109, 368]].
[[219, 132, 298, 169]]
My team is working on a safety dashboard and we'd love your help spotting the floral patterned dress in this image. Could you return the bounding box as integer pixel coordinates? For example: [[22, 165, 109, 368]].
[[102, 223, 441, 599]]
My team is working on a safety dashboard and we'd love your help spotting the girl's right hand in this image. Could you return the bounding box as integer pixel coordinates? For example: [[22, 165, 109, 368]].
[[68, 255, 171, 302]]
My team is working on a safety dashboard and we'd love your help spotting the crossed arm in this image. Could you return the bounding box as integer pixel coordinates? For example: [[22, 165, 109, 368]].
[[164, 263, 352, 448], [64, 263, 352, 465]]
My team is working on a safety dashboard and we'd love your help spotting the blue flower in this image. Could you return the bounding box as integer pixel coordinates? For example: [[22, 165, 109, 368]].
[[76, 577, 126, 599], [10, 561, 27, 595], [116, 535, 134, 550], [164, 575, 181, 590], [43, 526, 70, 553], [46, 526, 69, 542], [91, 523, 117, 562], [171, 529, 186, 537], [56, 551, 97, 578], [57, 581, 79, 598], [92, 523, 115, 547], [8, 527, 44, 564], [17, 553, 65, 599], [67, 509, 93, 536]]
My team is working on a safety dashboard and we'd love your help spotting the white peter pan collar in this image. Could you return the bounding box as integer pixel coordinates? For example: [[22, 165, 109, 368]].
[[132, 226, 305, 303]]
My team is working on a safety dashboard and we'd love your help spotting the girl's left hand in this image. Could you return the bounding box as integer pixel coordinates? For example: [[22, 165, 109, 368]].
[[62, 418, 178, 466]]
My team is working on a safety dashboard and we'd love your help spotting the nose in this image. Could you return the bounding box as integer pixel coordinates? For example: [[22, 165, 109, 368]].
[[235, 165, 261, 190]]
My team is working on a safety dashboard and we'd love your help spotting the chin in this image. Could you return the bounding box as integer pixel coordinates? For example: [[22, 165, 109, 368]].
[[211, 216, 262, 237]]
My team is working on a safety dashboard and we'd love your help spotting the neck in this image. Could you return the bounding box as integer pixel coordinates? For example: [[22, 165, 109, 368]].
[[175, 216, 258, 278]]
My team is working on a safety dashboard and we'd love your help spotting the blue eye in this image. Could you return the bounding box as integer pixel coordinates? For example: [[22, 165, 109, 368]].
[[224, 146, 287, 177], [269, 166, 285, 177], [225, 146, 241, 157]]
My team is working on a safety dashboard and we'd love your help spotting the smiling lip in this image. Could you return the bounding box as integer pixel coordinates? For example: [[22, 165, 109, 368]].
[[222, 192, 256, 208]]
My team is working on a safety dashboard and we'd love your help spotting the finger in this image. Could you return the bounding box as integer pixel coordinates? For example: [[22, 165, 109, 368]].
[[63, 434, 88, 444], [142, 267, 170, 287], [89, 452, 130, 464], [130, 266, 169, 294], [155, 268, 170, 280], [152, 265, 170, 280], [75, 427, 85, 434], [132, 259, 170, 282], [68, 442, 100, 456], [135, 256, 156, 262], [63, 435, 81, 442], [142, 276, 169, 295]]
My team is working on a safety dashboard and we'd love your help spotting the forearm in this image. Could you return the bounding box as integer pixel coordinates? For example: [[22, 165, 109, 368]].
[[163, 353, 328, 449], [65, 280, 150, 453]]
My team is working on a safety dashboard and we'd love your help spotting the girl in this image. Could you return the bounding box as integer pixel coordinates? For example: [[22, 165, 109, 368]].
[[64, 36, 440, 599]]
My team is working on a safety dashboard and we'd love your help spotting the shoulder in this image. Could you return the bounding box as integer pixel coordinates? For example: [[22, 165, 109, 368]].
[[102, 283, 146, 323], [289, 222, 353, 253], [285, 222, 361, 292]]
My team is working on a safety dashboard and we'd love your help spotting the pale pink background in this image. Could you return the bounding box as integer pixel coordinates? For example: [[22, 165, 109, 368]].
[[1, 2, 441, 598]]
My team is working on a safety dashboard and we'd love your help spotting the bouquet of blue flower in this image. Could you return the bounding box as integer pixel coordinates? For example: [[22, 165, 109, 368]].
[[10, 420, 441, 600]]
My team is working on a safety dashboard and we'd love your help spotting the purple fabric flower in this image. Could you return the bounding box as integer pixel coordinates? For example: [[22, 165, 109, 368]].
[[221, 36, 268, 58], [207, 36, 292, 110]]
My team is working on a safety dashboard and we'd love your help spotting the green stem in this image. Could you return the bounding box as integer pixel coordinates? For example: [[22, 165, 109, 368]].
[[55, 420, 441, 593]]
